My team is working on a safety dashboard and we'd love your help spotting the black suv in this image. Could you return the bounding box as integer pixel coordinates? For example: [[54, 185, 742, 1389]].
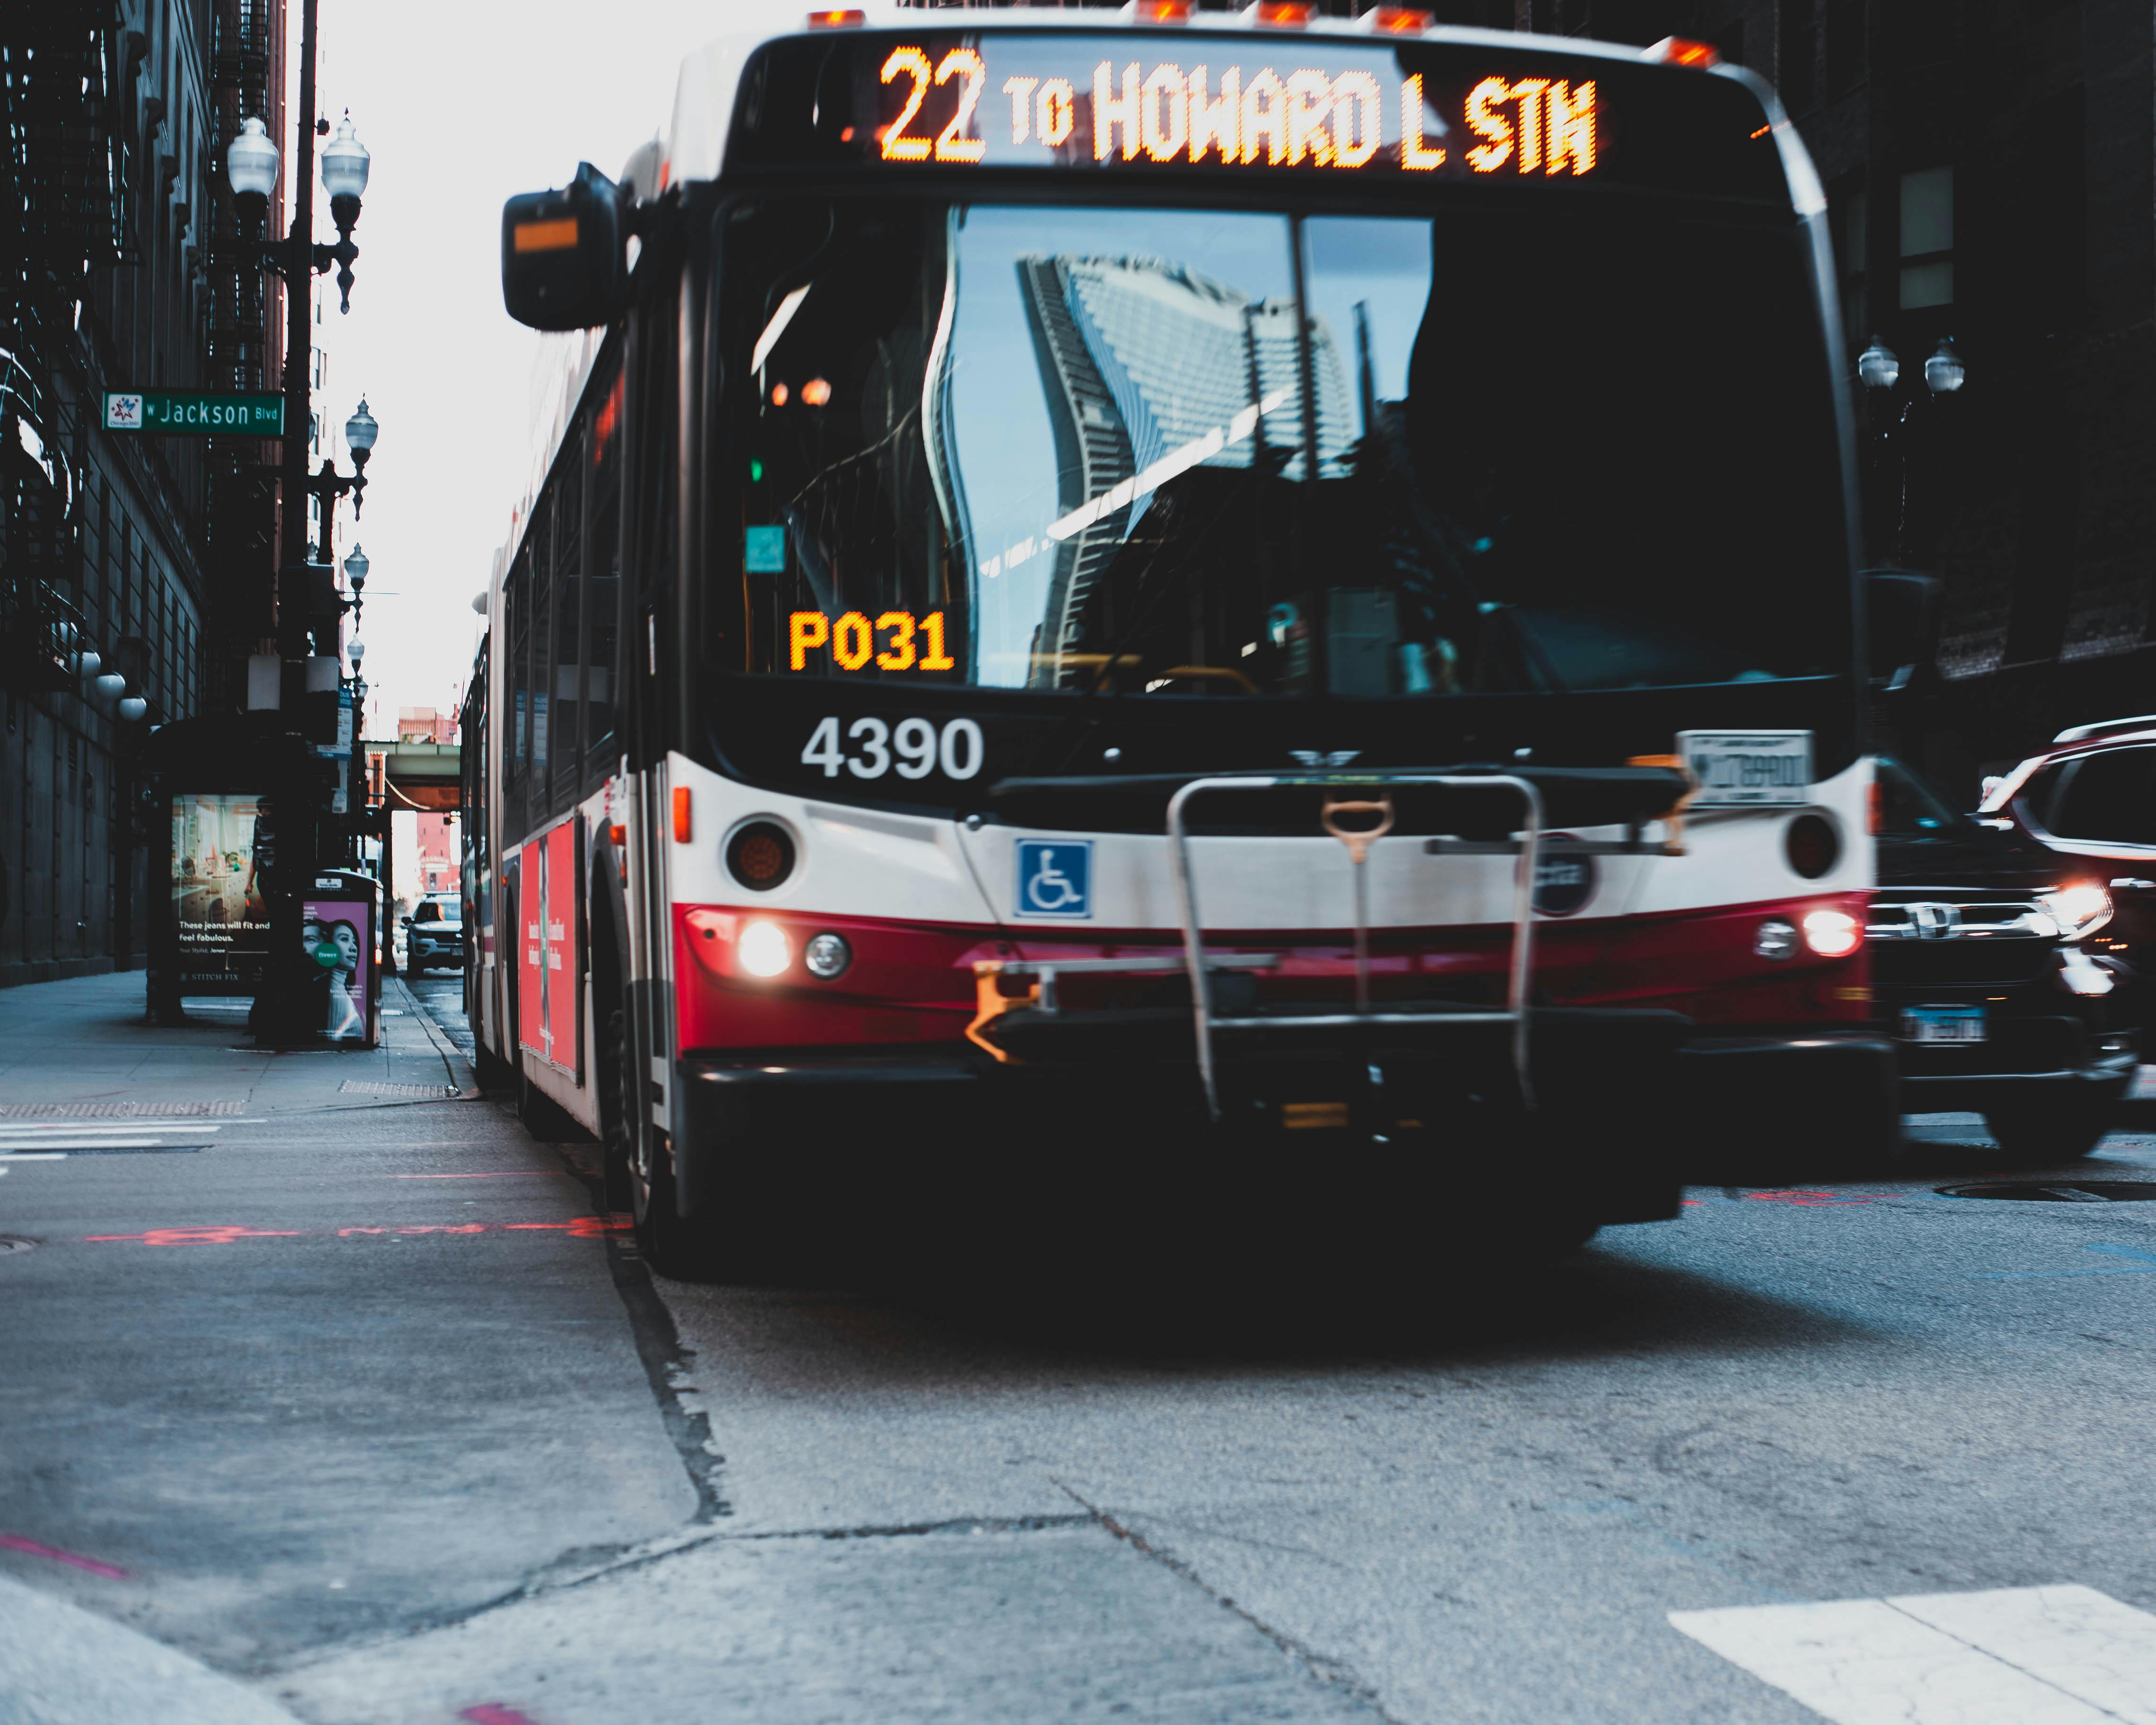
[[404, 896, 465, 976], [1873, 758, 2139, 1159]]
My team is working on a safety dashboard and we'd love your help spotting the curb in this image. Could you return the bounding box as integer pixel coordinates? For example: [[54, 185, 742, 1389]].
[[0, 1573, 303, 1725], [391, 977, 481, 1098]]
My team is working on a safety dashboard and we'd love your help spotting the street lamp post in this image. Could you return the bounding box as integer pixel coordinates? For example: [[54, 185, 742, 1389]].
[[222, 0, 376, 1045], [1858, 336, 1967, 565], [304, 399, 379, 564]]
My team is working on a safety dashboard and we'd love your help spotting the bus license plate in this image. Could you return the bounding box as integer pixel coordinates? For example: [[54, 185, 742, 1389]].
[[1900, 1005, 1986, 1043], [1678, 730, 1813, 807]]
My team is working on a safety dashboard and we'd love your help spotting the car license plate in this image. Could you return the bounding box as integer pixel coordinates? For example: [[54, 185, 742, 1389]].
[[1900, 1005, 1986, 1043], [1678, 730, 1813, 807]]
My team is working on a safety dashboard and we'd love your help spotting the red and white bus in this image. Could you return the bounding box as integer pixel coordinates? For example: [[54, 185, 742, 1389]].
[[467, 4, 1896, 1277]]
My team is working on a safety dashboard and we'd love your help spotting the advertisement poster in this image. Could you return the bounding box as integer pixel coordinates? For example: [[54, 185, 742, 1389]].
[[517, 822, 581, 1075], [303, 896, 372, 1043], [170, 794, 270, 988]]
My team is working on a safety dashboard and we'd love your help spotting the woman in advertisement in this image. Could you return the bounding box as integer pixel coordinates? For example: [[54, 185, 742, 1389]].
[[323, 918, 366, 1040]]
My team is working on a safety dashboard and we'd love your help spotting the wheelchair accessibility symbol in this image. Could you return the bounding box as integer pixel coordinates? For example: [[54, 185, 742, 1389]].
[[1015, 839, 1093, 919]]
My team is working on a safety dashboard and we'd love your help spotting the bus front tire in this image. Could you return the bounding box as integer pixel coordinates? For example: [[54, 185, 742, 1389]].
[[607, 999, 716, 1280], [597, 1003, 635, 1213], [631, 1133, 710, 1281]]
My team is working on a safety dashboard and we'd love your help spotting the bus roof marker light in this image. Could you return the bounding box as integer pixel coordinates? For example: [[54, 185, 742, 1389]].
[[1121, 0, 1192, 22], [1361, 7, 1434, 33], [1646, 37, 1721, 68], [807, 9, 866, 27], [1244, 1, 1316, 26]]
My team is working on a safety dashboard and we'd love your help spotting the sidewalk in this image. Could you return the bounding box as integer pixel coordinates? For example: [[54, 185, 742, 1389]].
[[0, 970, 476, 1116]]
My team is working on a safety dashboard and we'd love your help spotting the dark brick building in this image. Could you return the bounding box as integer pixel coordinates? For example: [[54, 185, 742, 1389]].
[[0, 0, 286, 985], [1482, 0, 2155, 796]]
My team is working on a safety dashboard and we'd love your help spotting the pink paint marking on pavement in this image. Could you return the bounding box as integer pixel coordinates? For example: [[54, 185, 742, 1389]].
[[0, 1534, 130, 1579], [391, 1172, 539, 1179], [82, 1226, 304, 1246], [1743, 1189, 1873, 1206], [460, 1706, 541, 1725], [83, 1217, 635, 1245]]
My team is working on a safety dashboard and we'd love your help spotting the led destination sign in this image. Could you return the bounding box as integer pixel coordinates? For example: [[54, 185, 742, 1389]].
[[734, 34, 1791, 201], [878, 48, 1597, 177]]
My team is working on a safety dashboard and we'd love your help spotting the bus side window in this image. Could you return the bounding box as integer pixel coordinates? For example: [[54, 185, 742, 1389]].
[[528, 497, 554, 824], [553, 424, 586, 802], [506, 552, 530, 817], [586, 359, 624, 781]]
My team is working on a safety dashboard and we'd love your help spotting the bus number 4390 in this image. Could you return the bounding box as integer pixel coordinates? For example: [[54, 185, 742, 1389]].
[[802, 715, 984, 781]]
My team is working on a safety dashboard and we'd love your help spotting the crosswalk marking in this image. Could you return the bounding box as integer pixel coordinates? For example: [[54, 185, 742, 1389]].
[[0, 1121, 267, 1156], [0, 1122, 248, 1156], [1672, 1586, 2156, 1725]]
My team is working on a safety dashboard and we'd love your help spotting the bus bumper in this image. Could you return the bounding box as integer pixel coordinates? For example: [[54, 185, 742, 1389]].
[[673, 1021, 1901, 1214], [673, 1009, 1691, 1226]]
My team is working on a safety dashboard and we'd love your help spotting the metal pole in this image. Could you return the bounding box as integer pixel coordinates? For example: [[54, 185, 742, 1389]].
[[258, 0, 320, 1045], [280, 0, 318, 620]]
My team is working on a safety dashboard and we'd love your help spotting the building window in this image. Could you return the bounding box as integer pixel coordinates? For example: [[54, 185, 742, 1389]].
[[1898, 165, 1953, 309], [1779, 0, 1817, 112], [2030, 87, 2085, 333], [1825, 0, 1865, 93], [1832, 177, 1868, 342]]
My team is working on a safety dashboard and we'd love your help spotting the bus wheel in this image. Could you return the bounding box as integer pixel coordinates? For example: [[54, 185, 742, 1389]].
[[609, 1002, 706, 1279], [596, 1002, 635, 1212]]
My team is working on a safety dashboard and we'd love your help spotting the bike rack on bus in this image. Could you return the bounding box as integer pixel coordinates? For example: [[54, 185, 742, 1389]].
[[1165, 772, 1547, 1124]]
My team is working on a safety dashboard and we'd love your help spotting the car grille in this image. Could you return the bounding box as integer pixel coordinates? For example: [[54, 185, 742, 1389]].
[[1867, 894, 2054, 942]]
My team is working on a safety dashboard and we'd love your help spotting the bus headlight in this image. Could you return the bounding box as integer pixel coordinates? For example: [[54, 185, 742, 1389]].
[[803, 932, 852, 979], [1754, 919, 1798, 961], [1801, 908, 1862, 959], [2040, 883, 2113, 942], [738, 920, 791, 977]]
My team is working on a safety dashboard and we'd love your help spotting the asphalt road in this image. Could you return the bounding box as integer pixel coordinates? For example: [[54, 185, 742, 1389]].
[[6, 974, 2156, 1724]]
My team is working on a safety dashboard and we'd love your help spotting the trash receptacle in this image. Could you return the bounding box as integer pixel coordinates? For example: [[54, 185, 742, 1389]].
[[304, 871, 383, 1047]]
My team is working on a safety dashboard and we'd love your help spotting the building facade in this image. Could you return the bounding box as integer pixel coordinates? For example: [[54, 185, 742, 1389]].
[[0, 0, 287, 986], [411, 812, 459, 898], [1495, 0, 2154, 790]]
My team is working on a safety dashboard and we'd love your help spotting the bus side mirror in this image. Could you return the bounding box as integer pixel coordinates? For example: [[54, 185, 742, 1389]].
[[501, 162, 624, 331], [1864, 569, 1939, 692]]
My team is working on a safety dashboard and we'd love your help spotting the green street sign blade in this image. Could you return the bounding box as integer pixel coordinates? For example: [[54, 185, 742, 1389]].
[[104, 391, 286, 436]]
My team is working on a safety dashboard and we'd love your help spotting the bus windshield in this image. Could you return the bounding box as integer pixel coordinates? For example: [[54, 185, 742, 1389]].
[[715, 195, 1848, 699]]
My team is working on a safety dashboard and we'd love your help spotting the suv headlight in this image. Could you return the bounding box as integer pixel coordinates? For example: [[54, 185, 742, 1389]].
[[2040, 882, 2113, 942]]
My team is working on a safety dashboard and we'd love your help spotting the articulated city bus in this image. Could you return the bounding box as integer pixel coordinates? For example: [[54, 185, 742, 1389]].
[[468, 4, 1895, 1278]]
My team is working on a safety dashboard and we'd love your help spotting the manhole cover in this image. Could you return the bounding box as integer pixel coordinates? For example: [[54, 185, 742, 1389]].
[[0, 1236, 38, 1253], [1938, 1181, 2156, 1203]]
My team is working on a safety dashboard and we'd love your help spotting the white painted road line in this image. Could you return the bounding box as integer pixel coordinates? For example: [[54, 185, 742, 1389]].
[[1671, 1586, 2156, 1724], [1891, 1586, 2156, 1725], [0, 1123, 223, 1135], [0, 1140, 161, 1150], [0, 1154, 67, 1162]]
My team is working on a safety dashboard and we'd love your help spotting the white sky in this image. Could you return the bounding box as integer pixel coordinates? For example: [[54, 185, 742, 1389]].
[[296, 0, 778, 738]]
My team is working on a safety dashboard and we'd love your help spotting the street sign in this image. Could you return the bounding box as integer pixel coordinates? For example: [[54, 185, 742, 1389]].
[[104, 391, 285, 435]]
